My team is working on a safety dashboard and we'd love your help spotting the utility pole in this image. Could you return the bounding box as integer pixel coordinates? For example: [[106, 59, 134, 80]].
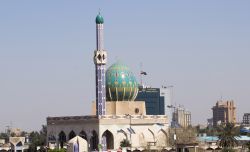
[[6, 125, 11, 137]]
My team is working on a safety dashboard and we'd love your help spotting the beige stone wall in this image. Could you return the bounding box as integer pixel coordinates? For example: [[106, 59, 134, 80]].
[[47, 115, 169, 150], [47, 116, 99, 145], [92, 101, 146, 115]]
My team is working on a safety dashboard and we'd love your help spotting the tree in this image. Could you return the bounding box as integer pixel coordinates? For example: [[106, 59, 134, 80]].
[[28, 125, 47, 152], [0, 133, 9, 142], [217, 123, 239, 149], [120, 139, 131, 147], [39, 125, 47, 147], [169, 127, 197, 146]]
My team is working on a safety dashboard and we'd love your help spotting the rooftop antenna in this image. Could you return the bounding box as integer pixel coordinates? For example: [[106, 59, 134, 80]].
[[139, 62, 144, 86], [6, 121, 12, 136], [6, 125, 10, 135]]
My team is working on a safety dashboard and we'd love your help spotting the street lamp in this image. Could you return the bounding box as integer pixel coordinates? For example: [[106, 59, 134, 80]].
[[125, 114, 132, 151]]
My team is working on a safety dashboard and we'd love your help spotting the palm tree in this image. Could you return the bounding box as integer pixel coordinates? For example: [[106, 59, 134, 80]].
[[217, 123, 239, 149]]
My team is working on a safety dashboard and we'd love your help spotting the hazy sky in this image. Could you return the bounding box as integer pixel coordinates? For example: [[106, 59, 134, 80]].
[[0, 1, 249, 132]]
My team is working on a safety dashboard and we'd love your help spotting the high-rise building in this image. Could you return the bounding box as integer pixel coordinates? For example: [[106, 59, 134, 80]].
[[212, 100, 236, 126], [172, 107, 191, 128], [161, 86, 173, 121], [94, 12, 107, 116], [135, 87, 165, 115], [243, 113, 250, 125]]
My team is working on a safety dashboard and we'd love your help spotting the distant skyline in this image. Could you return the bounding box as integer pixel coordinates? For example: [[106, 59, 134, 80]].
[[0, 1, 250, 132]]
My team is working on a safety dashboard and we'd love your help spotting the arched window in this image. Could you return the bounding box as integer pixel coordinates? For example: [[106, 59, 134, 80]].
[[68, 130, 76, 140], [58, 131, 66, 149], [90, 130, 98, 150], [156, 129, 168, 147], [102, 130, 114, 150], [79, 130, 88, 140]]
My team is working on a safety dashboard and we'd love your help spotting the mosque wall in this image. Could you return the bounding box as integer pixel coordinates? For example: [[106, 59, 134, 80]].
[[92, 101, 146, 115], [47, 115, 169, 150]]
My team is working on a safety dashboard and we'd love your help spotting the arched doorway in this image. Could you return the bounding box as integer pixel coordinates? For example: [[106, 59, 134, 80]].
[[79, 130, 88, 141], [58, 131, 66, 149], [68, 130, 76, 140], [148, 128, 155, 142], [90, 130, 98, 151], [156, 129, 168, 147], [102, 130, 114, 150], [139, 133, 146, 147]]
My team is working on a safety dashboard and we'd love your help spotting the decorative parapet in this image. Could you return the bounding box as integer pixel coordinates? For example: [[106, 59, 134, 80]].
[[99, 115, 167, 119], [47, 115, 168, 125], [99, 115, 168, 125], [47, 115, 98, 125]]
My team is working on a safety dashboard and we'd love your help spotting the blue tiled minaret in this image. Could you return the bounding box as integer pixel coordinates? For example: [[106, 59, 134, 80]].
[[94, 12, 107, 116]]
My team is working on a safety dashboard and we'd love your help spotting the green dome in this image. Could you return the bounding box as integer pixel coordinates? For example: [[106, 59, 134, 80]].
[[106, 62, 139, 101], [95, 13, 104, 24]]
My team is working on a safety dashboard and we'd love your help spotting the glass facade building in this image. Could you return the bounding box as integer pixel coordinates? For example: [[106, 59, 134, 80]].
[[135, 87, 165, 115]]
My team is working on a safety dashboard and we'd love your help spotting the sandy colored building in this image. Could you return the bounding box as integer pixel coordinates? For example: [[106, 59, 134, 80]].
[[172, 107, 191, 128], [212, 100, 236, 126]]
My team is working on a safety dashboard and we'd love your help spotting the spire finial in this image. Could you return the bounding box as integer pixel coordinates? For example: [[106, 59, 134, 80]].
[[95, 10, 104, 24]]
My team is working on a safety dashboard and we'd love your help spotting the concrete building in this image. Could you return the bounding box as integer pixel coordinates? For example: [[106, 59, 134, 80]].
[[172, 107, 191, 128], [47, 13, 169, 151], [212, 100, 236, 126], [243, 113, 250, 125], [161, 86, 174, 123], [135, 87, 165, 115]]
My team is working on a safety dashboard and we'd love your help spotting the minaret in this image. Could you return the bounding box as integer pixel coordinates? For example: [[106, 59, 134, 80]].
[[94, 12, 107, 116]]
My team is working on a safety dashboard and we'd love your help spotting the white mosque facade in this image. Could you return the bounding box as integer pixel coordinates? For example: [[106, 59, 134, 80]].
[[47, 13, 169, 151]]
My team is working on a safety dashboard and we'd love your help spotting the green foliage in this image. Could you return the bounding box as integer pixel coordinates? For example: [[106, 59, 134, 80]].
[[0, 132, 8, 139], [28, 125, 47, 152], [0, 133, 9, 142], [48, 148, 66, 152], [120, 139, 131, 147], [217, 123, 239, 148], [98, 144, 103, 150]]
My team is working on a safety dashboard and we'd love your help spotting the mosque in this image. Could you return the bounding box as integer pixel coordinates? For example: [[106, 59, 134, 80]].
[[46, 13, 169, 151]]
